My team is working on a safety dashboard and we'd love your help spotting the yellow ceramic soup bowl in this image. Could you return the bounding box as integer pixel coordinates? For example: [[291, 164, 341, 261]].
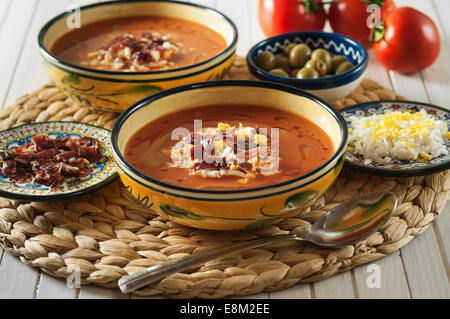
[[38, 0, 238, 112], [111, 80, 348, 230]]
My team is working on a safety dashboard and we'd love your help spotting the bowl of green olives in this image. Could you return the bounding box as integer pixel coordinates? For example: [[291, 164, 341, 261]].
[[247, 31, 368, 103]]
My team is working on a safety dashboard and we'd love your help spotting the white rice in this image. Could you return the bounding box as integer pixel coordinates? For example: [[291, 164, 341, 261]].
[[347, 110, 449, 164]]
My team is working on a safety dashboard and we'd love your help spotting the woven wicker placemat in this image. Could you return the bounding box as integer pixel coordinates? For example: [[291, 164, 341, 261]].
[[0, 57, 448, 298]]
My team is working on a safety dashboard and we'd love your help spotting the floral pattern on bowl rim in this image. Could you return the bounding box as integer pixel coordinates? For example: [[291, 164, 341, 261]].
[[0, 121, 117, 201], [342, 101, 450, 177]]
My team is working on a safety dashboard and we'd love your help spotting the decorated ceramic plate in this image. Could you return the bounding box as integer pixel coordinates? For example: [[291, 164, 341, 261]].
[[0, 121, 117, 201], [342, 100, 450, 177]]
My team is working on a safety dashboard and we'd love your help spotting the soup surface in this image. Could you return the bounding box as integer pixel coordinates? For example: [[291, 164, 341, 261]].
[[51, 16, 227, 72], [124, 104, 334, 190]]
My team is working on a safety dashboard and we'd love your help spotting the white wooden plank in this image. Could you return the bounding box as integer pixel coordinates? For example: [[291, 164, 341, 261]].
[[36, 274, 78, 299], [0, 0, 11, 32], [389, 73, 450, 299], [4, 0, 73, 107], [384, 0, 450, 299], [313, 272, 356, 299], [217, 0, 252, 56], [421, 52, 450, 109], [408, 0, 450, 111], [0, 0, 42, 299], [390, 0, 450, 293], [268, 283, 311, 299], [248, 0, 265, 47], [0, 0, 38, 108], [389, 71, 428, 101], [402, 1, 450, 274], [401, 227, 450, 298], [0, 252, 39, 298], [435, 203, 450, 276], [0, 0, 10, 275], [431, 0, 450, 41], [365, 50, 393, 89], [79, 285, 129, 299], [396, 0, 450, 108], [354, 252, 411, 299]]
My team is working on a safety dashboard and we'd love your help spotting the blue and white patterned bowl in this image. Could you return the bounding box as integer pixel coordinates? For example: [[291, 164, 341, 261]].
[[342, 101, 450, 177], [247, 31, 368, 103], [0, 121, 117, 201]]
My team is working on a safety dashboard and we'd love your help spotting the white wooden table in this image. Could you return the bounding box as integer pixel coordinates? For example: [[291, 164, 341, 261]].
[[0, 0, 449, 299]]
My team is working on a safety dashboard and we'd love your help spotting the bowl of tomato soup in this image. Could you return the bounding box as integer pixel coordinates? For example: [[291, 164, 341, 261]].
[[38, 0, 237, 112], [111, 80, 348, 230]]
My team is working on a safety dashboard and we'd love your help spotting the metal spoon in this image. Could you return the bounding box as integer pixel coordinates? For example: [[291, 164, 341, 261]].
[[118, 191, 397, 294]]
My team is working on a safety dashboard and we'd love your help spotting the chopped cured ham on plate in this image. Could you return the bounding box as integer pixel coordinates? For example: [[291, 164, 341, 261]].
[[0, 134, 104, 187], [0, 121, 118, 201]]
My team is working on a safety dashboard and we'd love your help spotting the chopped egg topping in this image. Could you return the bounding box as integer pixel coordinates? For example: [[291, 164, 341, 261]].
[[348, 110, 449, 164], [170, 123, 279, 183]]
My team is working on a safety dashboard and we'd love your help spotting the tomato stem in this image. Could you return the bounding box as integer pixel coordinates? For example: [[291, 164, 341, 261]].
[[301, 0, 336, 14], [369, 22, 385, 43], [363, 0, 387, 7]]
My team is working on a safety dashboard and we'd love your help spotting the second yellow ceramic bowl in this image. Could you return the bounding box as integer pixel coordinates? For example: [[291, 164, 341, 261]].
[[111, 80, 348, 230], [38, 0, 238, 112]]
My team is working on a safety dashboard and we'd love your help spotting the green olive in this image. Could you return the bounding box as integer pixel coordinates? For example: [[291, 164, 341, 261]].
[[269, 68, 289, 77], [296, 67, 320, 79], [331, 55, 348, 73], [284, 43, 297, 56], [289, 44, 311, 68], [256, 51, 277, 71], [275, 55, 291, 73], [311, 48, 332, 73], [335, 61, 354, 74], [304, 59, 327, 76], [290, 68, 299, 77]]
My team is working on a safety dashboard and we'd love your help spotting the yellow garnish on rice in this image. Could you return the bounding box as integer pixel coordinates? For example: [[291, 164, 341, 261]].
[[217, 122, 231, 131], [417, 151, 432, 162]]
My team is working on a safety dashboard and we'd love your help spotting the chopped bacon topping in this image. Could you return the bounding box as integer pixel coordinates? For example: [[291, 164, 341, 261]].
[[82, 32, 184, 71], [0, 135, 104, 187]]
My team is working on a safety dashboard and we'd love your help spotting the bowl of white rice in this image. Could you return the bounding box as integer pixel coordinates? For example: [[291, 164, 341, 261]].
[[342, 101, 450, 176]]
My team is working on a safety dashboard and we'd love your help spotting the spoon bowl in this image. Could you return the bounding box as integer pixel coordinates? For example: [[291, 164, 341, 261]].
[[118, 191, 397, 294], [307, 192, 397, 247]]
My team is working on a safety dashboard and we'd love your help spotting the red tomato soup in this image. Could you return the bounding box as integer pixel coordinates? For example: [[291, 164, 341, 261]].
[[50, 16, 227, 72], [124, 104, 334, 190]]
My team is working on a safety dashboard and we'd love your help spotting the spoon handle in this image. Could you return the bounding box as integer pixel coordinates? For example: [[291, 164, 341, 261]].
[[118, 233, 301, 294]]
